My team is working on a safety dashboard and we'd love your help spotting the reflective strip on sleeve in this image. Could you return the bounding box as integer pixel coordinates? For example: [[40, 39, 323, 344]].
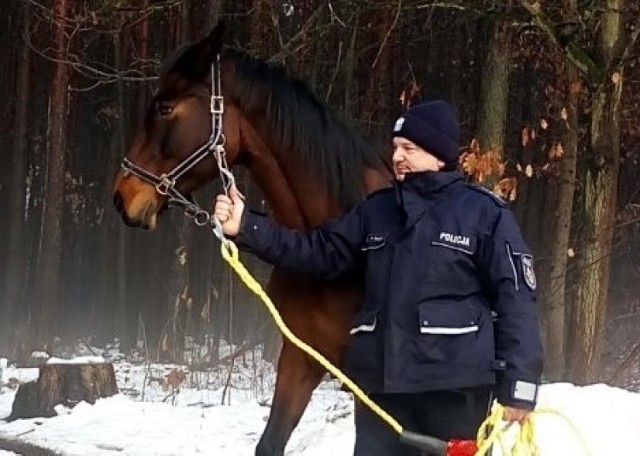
[[350, 317, 377, 334], [513, 380, 538, 402], [505, 242, 519, 291]]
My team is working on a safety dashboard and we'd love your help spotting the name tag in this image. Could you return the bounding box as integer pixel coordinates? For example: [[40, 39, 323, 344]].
[[361, 233, 387, 251], [431, 232, 476, 254]]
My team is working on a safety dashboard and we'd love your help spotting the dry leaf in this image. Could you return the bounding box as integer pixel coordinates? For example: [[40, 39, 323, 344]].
[[525, 164, 533, 178], [521, 127, 531, 147], [200, 300, 210, 321], [611, 72, 621, 84], [561, 107, 568, 121], [567, 248, 575, 258], [166, 368, 187, 389], [540, 118, 549, 130], [531, 1, 541, 14], [549, 143, 565, 160], [470, 138, 481, 153], [569, 81, 582, 94], [516, 163, 523, 172], [162, 333, 169, 352], [176, 246, 187, 265], [494, 177, 518, 202]]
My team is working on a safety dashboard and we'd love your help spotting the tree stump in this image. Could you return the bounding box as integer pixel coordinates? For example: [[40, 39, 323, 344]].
[[8, 362, 118, 421]]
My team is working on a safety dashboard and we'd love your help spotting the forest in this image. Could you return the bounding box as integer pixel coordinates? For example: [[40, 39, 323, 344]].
[[0, 0, 639, 389]]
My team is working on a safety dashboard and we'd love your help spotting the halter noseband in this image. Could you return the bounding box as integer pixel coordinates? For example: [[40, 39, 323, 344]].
[[120, 55, 233, 238]]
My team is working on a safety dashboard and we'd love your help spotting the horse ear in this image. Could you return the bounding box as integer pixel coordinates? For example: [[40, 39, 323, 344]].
[[193, 21, 225, 71], [173, 21, 225, 81], [206, 21, 226, 54]]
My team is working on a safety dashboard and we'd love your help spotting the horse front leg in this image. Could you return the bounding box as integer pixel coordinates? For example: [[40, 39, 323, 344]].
[[255, 339, 326, 456]]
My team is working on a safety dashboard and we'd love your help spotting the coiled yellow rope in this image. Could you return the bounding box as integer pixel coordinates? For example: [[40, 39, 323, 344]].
[[220, 239, 591, 456], [475, 402, 592, 456]]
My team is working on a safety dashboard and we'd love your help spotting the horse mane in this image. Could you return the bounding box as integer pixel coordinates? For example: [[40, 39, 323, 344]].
[[221, 48, 387, 206]]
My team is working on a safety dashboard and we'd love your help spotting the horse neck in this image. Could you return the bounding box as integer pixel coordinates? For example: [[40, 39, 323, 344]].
[[249, 156, 347, 230], [240, 124, 346, 230]]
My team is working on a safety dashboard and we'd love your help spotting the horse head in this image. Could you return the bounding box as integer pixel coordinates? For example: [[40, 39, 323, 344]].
[[113, 23, 241, 229], [113, 22, 389, 230]]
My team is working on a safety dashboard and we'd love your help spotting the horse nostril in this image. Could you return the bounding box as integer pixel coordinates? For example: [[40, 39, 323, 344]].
[[113, 192, 124, 213]]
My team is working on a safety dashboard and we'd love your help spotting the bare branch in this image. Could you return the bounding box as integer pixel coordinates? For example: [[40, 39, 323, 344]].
[[24, 28, 158, 83], [372, 0, 402, 70], [519, 0, 605, 85]]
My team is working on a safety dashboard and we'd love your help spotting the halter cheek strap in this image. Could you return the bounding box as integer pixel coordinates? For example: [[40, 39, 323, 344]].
[[120, 54, 234, 238]]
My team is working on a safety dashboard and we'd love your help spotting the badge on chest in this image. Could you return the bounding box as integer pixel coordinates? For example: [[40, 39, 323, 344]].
[[431, 231, 476, 255]]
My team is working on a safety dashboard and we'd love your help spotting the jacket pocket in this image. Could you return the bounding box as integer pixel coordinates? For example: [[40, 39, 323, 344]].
[[418, 301, 479, 335], [350, 309, 378, 335], [413, 300, 485, 366]]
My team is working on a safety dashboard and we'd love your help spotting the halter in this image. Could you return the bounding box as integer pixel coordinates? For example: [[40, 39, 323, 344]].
[[120, 55, 233, 240]]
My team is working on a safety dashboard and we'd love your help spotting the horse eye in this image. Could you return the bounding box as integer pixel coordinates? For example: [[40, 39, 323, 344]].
[[156, 101, 174, 117]]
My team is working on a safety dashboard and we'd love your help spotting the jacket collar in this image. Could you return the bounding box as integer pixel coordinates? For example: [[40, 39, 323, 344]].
[[394, 170, 464, 225]]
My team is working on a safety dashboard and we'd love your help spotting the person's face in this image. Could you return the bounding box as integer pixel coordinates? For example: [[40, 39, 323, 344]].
[[392, 137, 444, 181]]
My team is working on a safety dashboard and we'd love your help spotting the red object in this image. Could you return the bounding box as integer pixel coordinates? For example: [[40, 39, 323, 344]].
[[447, 439, 478, 456]]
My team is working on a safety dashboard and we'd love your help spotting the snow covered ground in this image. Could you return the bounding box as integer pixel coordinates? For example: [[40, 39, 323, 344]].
[[0, 344, 639, 455]]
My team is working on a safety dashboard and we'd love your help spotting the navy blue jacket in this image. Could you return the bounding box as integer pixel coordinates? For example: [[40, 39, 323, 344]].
[[236, 171, 543, 409]]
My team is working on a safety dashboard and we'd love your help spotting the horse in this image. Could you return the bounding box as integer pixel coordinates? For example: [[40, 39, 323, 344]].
[[112, 23, 391, 455]]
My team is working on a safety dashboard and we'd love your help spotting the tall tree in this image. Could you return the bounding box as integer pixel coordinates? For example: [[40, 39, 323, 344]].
[[567, 0, 628, 382], [543, 0, 580, 381], [475, 16, 511, 186], [2, 1, 32, 353], [31, 0, 74, 346]]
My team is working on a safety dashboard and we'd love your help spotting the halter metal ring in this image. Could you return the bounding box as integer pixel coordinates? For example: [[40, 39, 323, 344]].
[[193, 210, 211, 226], [155, 175, 175, 195]]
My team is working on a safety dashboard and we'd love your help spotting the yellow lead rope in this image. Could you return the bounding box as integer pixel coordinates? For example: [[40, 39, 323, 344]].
[[219, 240, 403, 435], [219, 239, 591, 456]]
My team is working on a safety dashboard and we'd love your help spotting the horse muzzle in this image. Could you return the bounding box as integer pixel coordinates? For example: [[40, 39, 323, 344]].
[[113, 188, 161, 230]]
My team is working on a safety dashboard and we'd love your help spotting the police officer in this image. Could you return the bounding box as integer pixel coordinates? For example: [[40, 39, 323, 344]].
[[214, 100, 543, 455]]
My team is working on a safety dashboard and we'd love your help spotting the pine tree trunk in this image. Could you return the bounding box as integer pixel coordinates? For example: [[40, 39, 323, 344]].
[[362, 5, 397, 132], [544, 65, 579, 381], [162, 220, 192, 363], [567, 0, 625, 383], [2, 3, 31, 352], [32, 0, 72, 347], [342, 17, 359, 118], [110, 29, 130, 349], [476, 17, 511, 187], [543, 0, 580, 381]]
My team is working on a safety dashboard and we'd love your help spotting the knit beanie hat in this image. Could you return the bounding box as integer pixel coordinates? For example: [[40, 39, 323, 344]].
[[391, 100, 461, 170]]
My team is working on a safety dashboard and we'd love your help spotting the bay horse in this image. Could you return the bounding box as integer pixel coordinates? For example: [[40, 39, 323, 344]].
[[112, 23, 391, 455]]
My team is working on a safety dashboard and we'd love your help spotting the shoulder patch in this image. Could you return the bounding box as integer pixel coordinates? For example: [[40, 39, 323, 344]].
[[466, 184, 507, 207]]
